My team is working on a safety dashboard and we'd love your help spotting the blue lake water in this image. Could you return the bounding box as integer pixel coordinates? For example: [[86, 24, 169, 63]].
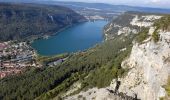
[[31, 20, 108, 56]]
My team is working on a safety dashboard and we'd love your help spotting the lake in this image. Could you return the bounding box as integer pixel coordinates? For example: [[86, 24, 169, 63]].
[[31, 20, 108, 56]]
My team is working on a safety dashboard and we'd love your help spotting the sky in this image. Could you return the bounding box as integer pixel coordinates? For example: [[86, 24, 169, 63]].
[[56, 0, 170, 8]]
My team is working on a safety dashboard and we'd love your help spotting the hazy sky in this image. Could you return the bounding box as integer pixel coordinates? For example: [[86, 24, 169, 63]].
[[57, 0, 170, 8]]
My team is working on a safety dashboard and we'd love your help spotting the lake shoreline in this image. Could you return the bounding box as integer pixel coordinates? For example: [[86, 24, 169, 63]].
[[31, 20, 108, 56], [29, 19, 109, 44]]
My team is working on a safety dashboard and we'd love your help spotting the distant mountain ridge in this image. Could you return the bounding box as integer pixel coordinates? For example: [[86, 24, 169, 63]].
[[0, 2, 86, 41], [1, 0, 170, 14], [52, 1, 170, 14]]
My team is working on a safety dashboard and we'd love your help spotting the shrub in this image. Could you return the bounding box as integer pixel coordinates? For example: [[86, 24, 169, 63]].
[[164, 77, 170, 96], [135, 28, 149, 43], [152, 29, 159, 43], [154, 16, 170, 31]]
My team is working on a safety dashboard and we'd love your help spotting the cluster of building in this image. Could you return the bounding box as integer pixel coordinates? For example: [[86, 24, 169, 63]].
[[0, 41, 37, 79]]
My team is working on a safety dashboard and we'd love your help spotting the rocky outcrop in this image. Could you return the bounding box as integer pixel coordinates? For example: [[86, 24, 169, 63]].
[[108, 15, 170, 99], [64, 87, 139, 100], [104, 12, 162, 40], [111, 30, 170, 100]]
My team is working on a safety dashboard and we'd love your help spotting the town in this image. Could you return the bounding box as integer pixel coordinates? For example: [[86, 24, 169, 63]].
[[0, 41, 37, 78]]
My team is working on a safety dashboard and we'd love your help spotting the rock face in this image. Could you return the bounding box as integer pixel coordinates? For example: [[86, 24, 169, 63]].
[[130, 15, 162, 27], [64, 87, 138, 100], [112, 30, 170, 100], [108, 13, 170, 100], [104, 12, 162, 40]]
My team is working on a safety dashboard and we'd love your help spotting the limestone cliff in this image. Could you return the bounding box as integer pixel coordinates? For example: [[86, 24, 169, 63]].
[[110, 15, 170, 100], [104, 12, 161, 40], [111, 30, 170, 100]]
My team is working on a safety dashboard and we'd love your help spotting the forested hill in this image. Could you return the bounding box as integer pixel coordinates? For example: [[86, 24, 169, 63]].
[[0, 3, 86, 41]]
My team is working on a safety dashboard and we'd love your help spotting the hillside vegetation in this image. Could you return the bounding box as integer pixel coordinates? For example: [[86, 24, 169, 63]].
[[0, 3, 86, 41], [154, 15, 170, 31], [0, 32, 135, 99], [152, 15, 170, 42]]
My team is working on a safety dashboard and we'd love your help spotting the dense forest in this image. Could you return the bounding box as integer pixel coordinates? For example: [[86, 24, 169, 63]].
[[0, 3, 86, 41]]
